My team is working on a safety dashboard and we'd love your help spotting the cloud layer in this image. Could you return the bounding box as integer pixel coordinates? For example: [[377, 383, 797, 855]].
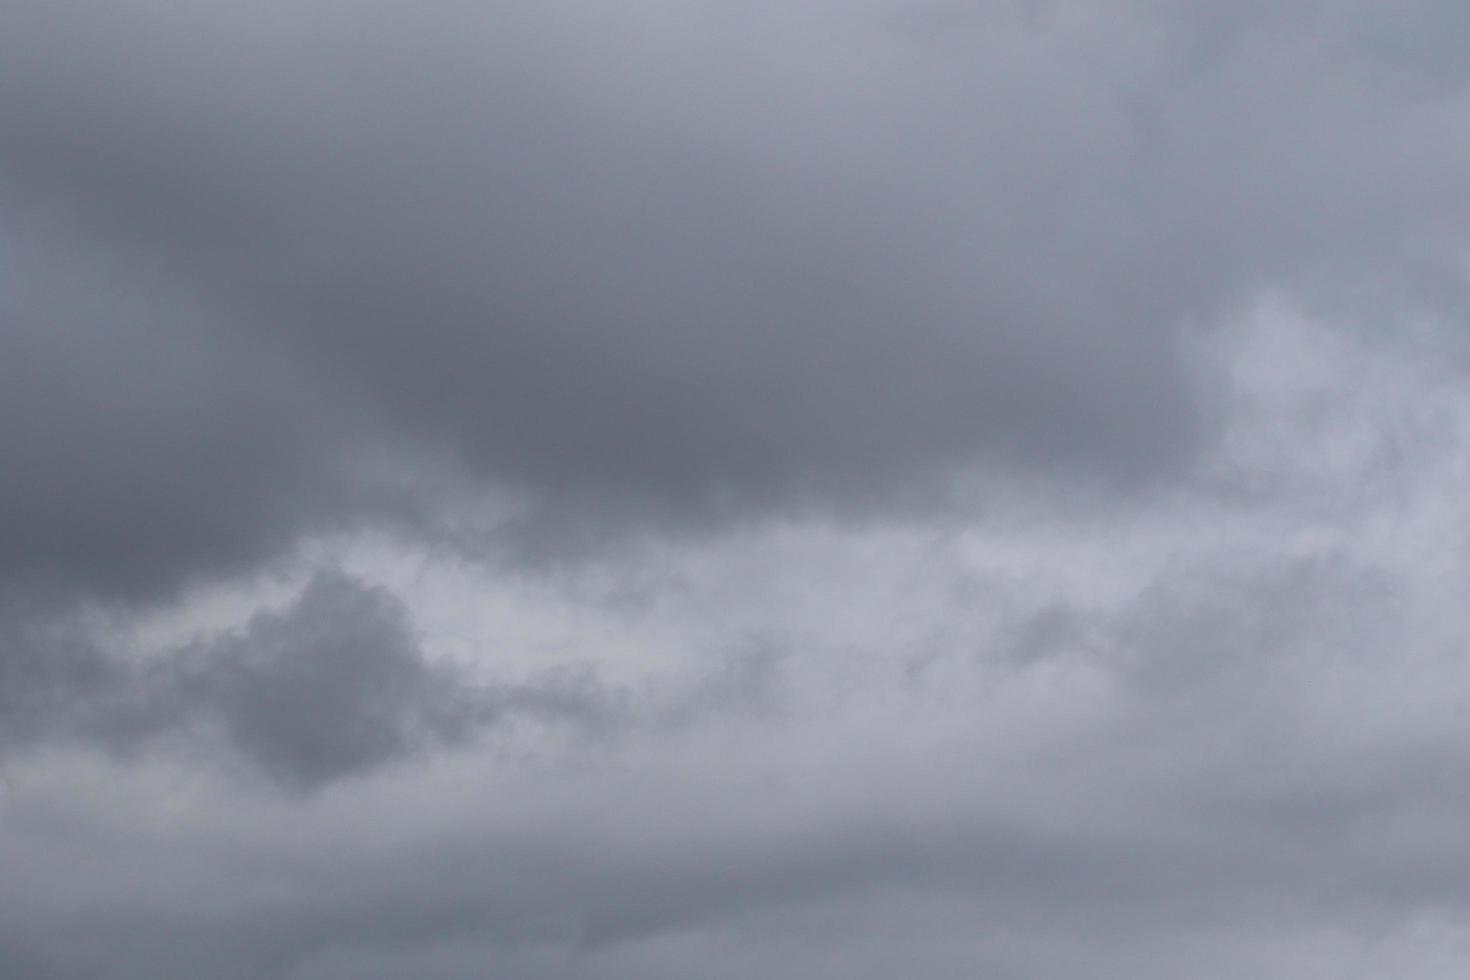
[[6, 1, 1470, 977], [8, 0, 1470, 596]]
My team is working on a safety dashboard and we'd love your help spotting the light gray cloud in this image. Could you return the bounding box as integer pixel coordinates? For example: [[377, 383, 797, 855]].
[[0, 595, 113, 743]]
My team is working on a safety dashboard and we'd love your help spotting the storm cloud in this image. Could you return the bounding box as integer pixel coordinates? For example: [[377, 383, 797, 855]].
[[6, 1, 1470, 977], [6, 0, 1470, 595]]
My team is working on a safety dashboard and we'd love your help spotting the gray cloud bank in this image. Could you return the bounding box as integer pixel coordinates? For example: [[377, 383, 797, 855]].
[[6, 1, 1470, 978], [6, 0, 1470, 596]]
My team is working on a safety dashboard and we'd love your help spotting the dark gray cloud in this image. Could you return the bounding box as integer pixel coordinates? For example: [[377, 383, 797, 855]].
[[0, 572, 616, 790], [152, 572, 493, 789], [8, 0, 1470, 595], [0, 296, 357, 600]]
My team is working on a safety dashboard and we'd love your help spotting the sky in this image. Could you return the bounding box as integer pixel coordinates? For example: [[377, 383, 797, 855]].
[[5, 1, 1470, 976]]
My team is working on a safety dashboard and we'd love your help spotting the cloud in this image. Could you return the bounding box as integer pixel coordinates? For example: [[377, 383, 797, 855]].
[[0, 572, 620, 791], [7, 0, 1470, 595], [9, 307, 1470, 976], [152, 572, 492, 788], [5, 2, 1470, 978], [0, 595, 113, 743]]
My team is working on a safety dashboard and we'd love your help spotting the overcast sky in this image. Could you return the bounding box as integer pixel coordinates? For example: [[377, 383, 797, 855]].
[[5, 1, 1470, 977]]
